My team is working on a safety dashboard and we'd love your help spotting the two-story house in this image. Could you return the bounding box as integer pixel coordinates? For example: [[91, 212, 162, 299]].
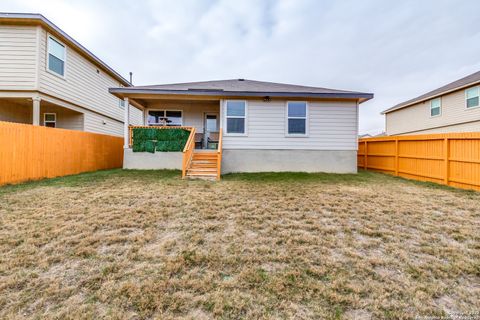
[[383, 70, 480, 135], [0, 13, 142, 136]]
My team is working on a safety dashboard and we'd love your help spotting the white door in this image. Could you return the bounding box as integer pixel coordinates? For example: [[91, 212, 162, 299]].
[[204, 113, 219, 148]]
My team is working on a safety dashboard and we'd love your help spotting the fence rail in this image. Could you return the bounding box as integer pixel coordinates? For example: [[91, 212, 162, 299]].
[[358, 132, 480, 191], [0, 121, 124, 186]]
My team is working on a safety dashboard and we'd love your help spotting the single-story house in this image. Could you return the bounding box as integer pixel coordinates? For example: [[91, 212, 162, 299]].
[[383, 70, 480, 135], [109, 79, 373, 179]]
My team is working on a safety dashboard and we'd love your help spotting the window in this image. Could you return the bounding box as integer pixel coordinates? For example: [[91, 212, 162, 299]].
[[119, 99, 125, 109], [225, 101, 246, 134], [430, 98, 441, 117], [287, 102, 307, 135], [466, 87, 479, 109], [44, 113, 56, 128], [47, 36, 66, 77], [147, 110, 182, 126]]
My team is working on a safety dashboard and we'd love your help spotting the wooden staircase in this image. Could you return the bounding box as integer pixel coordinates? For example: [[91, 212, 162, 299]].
[[182, 130, 222, 180], [186, 151, 220, 180]]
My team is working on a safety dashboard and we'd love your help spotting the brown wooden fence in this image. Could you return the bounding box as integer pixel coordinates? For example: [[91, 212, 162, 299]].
[[358, 132, 480, 191], [0, 121, 124, 186]]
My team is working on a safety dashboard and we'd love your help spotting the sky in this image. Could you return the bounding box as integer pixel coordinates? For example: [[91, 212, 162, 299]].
[[2, 0, 480, 134]]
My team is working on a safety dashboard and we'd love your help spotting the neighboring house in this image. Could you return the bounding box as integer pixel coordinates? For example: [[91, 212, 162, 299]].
[[383, 71, 480, 135], [109, 79, 373, 178], [358, 133, 372, 138], [0, 13, 142, 136]]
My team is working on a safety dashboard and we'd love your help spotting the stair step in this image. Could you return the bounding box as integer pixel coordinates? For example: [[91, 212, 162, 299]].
[[188, 168, 217, 173], [190, 164, 217, 168], [193, 153, 217, 156], [193, 156, 218, 160]]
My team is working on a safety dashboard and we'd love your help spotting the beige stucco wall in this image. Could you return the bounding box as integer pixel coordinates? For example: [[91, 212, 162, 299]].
[[386, 85, 480, 135]]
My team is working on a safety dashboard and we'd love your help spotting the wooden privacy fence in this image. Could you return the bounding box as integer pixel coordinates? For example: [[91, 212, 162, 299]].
[[358, 132, 480, 191], [0, 121, 124, 186]]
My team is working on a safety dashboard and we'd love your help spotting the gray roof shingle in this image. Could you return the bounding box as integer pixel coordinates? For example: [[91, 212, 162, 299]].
[[110, 79, 373, 101]]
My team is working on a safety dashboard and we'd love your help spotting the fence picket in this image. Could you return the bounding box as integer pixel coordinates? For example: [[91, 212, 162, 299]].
[[359, 132, 480, 191], [0, 121, 123, 186]]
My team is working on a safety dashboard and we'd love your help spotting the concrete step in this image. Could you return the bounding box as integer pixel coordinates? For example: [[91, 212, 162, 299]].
[[185, 174, 217, 181]]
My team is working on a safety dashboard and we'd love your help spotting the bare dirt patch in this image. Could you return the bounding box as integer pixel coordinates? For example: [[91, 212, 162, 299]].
[[0, 170, 478, 319]]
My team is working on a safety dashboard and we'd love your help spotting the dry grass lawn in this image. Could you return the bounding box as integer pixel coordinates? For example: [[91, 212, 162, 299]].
[[0, 170, 479, 319]]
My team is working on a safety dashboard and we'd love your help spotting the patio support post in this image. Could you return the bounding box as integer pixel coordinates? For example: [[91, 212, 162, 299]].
[[123, 97, 130, 148], [32, 96, 41, 126]]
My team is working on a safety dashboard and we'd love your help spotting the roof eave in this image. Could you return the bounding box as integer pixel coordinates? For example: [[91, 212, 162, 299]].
[[382, 78, 480, 114], [109, 88, 373, 101]]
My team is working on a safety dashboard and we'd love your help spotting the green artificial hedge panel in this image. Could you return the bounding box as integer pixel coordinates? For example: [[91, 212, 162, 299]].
[[144, 140, 156, 153], [132, 128, 190, 153]]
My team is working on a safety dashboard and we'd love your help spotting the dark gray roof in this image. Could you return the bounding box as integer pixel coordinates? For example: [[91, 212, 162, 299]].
[[0, 12, 131, 86], [109, 79, 373, 101], [383, 70, 480, 114]]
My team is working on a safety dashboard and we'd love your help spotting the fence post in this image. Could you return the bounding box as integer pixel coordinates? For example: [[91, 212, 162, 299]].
[[444, 138, 449, 185], [394, 138, 399, 176], [364, 141, 367, 169]]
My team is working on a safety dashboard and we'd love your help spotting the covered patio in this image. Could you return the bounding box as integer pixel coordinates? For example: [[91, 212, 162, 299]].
[[0, 93, 84, 130], [109, 89, 224, 180], [124, 98, 221, 150]]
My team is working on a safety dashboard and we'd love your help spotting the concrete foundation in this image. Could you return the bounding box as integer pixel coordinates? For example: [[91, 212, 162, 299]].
[[221, 149, 357, 174], [123, 149, 182, 170]]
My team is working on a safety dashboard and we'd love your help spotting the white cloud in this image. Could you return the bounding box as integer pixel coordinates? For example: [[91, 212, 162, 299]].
[[2, 0, 480, 134]]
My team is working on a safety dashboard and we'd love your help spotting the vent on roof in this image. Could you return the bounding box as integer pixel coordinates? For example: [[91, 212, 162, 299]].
[[238, 78, 245, 81], [187, 88, 224, 92]]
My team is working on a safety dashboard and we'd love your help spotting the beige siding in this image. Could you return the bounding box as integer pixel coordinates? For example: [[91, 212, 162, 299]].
[[0, 25, 38, 90], [84, 113, 123, 136], [396, 120, 480, 135], [386, 86, 480, 135], [40, 104, 84, 131], [129, 106, 144, 126], [221, 99, 358, 150], [38, 28, 125, 122]]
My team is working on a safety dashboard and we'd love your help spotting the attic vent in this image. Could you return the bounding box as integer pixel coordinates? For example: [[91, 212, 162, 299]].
[[238, 78, 245, 81], [187, 88, 223, 92]]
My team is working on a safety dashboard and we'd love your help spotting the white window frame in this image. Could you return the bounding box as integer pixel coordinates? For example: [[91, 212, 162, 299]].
[[44, 113, 56, 128], [465, 86, 480, 110], [285, 101, 309, 137], [430, 98, 441, 118], [224, 100, 248, 136], [46, 34, 67, 79], [146, 109, 183, 126]]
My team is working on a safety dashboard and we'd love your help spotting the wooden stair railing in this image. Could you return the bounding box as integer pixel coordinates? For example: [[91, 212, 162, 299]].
[[184, 129, 223, 180], [182, 127, 196, 178], [216, 130, 223, 180]]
